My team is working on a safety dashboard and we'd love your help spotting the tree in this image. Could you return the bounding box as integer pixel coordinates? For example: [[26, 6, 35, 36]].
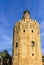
[[0, 50, 12, 65]]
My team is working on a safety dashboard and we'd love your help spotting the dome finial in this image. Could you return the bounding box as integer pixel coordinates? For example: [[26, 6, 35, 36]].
[[23, 10, 30, 15]]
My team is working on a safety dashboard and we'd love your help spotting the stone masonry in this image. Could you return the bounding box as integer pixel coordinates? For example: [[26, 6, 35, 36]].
[[12, 10, 42, 65]]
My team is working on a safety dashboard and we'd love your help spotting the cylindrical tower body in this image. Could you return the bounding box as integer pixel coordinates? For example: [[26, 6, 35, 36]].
[[12, 11, 42, 65]]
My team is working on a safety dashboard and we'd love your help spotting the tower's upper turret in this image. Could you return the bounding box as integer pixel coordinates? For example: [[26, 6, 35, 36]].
[[22, 10, 30, 21]]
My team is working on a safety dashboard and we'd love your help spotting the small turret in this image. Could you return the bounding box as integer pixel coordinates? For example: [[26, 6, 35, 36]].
[[22, 10, 30, 21]]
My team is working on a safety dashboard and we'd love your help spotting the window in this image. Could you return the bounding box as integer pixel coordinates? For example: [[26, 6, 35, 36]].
[[23, 30, 25, 32], [32, 30, 33, 32], [31, 41, 35, 46], [32, 54, 34, 56], [16, 42, 18, 47]]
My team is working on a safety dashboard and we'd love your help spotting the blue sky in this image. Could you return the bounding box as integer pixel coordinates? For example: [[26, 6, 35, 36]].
[[0, 0, 44, 56]]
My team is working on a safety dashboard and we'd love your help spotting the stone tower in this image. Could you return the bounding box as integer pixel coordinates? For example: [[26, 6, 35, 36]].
[[12, 10, 42, 65]]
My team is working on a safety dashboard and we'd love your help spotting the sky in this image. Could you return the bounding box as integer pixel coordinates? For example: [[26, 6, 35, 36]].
[[0, 0, 44, 56]]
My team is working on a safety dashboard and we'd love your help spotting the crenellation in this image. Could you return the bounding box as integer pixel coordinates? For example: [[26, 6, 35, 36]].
[[12, 11, 42, 65]]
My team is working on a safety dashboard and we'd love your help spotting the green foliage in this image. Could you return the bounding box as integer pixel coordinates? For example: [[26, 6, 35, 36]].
[[0, 50, 12, 65]]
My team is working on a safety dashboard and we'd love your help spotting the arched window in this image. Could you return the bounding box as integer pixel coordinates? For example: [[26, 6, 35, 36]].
[[31, 41, 35, 47], [16, 42, 18, 47]]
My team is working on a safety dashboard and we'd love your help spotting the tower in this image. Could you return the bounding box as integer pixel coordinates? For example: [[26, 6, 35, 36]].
[[12, 10, 42, 65]]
